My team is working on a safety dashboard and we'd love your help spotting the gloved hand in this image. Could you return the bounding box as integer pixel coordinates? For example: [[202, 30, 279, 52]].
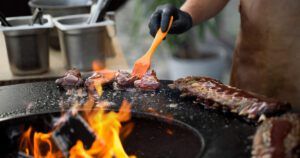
[[148, 4, 193, 37]]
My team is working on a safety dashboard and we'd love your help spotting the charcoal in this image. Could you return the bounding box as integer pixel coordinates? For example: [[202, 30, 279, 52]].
[[52, 114, 96, 156]]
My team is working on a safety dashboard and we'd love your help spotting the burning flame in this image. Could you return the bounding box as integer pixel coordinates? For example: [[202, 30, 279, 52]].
[[92, 60, 105, 71], [20, 101, 135, 158], [19, 127, 63, 157], [19, 68, 135, 158], [70, 100, 135, 158]]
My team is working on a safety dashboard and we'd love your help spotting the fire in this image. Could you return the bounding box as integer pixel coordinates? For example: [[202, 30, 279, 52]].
[[19, 127, 63, 157], [70, 100, 135, 158], [92, 60, 105, 71], [19, 68, 135, 158]]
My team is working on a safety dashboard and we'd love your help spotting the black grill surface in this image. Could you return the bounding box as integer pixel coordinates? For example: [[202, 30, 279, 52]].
[[0, 80, 256, 158]]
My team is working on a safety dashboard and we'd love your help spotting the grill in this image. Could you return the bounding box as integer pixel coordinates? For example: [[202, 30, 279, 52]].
[[0, 79, 256, 158]]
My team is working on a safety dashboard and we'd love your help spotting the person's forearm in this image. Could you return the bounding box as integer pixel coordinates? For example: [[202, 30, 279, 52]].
[[180, 0, 229, 25]]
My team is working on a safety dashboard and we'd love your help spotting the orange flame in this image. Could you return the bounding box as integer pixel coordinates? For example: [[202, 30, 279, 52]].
[[19, 127, 63, 157], [92, 60, 105, 71], [19, 127, 32, 156], [70, 100, 135, 158], [19, 74, 135, 158]]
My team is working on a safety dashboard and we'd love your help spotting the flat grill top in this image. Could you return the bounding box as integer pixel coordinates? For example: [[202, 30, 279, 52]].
[[0, 80, 256, 158]]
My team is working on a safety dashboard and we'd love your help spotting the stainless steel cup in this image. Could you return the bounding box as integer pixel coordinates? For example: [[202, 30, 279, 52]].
[[0, 15, 53, 75], [28, 0, 93, 50], [28, 0, 93, 17], [53, 14, 114, 71]]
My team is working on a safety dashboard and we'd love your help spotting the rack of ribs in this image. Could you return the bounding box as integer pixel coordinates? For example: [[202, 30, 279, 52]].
[[169, 76, 291, 120], [252, 113, 300, 158]]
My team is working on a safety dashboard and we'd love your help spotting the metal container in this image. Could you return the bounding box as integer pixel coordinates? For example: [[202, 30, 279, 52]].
[[28, 0, 93, 50], [0, 15, 53, 75], [53, 14, 114, 71], [28, 0, 92, 17]]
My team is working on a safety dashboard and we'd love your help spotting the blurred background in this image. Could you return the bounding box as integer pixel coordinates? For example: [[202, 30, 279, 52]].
[[0, 0, 240, 83]]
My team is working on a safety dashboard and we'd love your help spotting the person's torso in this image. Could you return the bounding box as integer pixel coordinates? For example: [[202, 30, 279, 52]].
[[230, 0, 300, 110]]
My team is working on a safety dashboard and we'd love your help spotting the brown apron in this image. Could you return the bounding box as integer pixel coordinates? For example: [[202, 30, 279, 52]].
[[230, 0, 300, 110]]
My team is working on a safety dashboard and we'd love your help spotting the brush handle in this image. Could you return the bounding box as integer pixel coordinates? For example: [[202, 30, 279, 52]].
[[144, 16, 174, 59]]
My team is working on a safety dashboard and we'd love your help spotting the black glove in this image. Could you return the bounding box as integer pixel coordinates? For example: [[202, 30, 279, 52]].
[[148, 4, 193, 37]]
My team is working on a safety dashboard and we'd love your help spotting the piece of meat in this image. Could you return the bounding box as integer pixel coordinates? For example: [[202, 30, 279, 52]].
[[252, 113, 300, 158], [85, 71, 115, 91], [115, 70, 138, 87], [55, 69, 83, 90], [134, 70, 160, 90], [169, 76, 291, 120]]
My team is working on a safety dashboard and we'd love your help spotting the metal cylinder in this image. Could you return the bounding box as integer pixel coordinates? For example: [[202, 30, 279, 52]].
[[54, 14, 114, 71], [28, 0, 93, 50], [0, 15, 53, 75]]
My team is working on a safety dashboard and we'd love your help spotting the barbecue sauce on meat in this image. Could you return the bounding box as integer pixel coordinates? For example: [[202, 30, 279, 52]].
[[115, 71, 138, 87], [171, 76, 291, 120], [114, 70, 160, 90], [134, 70, 160, 90], [85, 72, 115, 91], [56, 69, 161, 91], [55, 68, 83, 89], [252, 114, 300, 158], [270, 120, 292, 158]]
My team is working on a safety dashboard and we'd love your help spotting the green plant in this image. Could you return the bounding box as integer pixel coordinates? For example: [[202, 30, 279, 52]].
[[131, 0, 221, 58]]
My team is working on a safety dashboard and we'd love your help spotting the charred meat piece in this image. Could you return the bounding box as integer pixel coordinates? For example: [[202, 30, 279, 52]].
[[114, 70, 138, 88], [55, 69, 83, 89], [85, 71, 115, 91], [170, 76, 291, 120], [134, 70, 160, 90], [252, 113, 300, 158]]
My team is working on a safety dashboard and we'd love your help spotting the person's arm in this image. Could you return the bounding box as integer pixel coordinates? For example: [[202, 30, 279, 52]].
[[181, 0, 229, 24], [148, 0, 229, 37]]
